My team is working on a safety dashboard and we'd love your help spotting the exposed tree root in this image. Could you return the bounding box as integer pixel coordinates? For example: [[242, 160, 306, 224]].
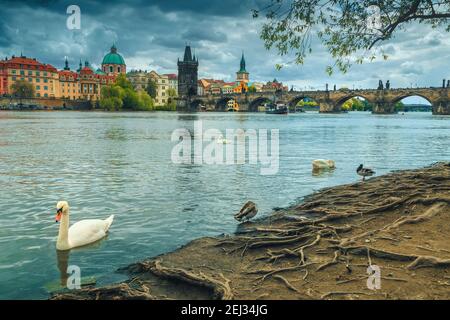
[[337, 246, 416, 261], [247, 262, 315, 283], [51, 282, 156, 300], [407, 256, 450, 270], [316, 251, 340, 271], [321, 291, 387, 299], [273, 275, 302, 294], [386, 203, 446, 231], [136, 260, 234, 300]]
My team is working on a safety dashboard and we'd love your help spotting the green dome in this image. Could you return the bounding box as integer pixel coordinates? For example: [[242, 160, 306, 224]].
[[102, 44, 125, 65]]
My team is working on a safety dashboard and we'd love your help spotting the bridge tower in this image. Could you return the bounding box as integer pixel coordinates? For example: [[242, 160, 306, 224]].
[[177, 45, 198, 110]]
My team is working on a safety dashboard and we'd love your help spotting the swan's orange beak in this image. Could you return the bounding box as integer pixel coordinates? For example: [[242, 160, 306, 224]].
[[55, 209, 62, 223]]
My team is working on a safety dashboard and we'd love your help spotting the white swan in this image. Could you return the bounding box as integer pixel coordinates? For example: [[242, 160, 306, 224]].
[[55, 201, 114, 251], [312, 159, 336, 170]]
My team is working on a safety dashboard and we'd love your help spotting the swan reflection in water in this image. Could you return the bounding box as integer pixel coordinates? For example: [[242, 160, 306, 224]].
[[56, 249, 70, 287], [55, 237, 107, 287]]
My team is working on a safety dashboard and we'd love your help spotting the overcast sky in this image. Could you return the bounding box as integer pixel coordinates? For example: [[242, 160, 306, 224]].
[[1, 0, 450, 103]]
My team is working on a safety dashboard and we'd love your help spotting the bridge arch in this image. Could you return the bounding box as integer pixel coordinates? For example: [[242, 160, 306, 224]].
[[335, 95, 375, 112], [248, 97, 272, 112], [288, 96, 320, 111], [215, 96, 236, 111], [390, 93, 434, 104], [190, 99, 206, 111], [390, 93, 434, 113]]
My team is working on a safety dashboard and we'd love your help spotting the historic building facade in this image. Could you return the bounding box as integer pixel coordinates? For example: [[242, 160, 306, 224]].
[[59, 59, 115, 101], [177, 45, 198, 97], [164, 73, 178, 95], [58, 58, 80, 100], [0, 55, 59, 98], [127, 70, 150, 91], [149, 71, 170, 106], [101, 44, 126, 76], [127, 70, 171, 106], [0, 45, 120, 101]]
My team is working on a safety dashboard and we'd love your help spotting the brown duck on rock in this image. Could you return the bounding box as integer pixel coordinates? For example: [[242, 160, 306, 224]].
[[234, 201, 258, 222]]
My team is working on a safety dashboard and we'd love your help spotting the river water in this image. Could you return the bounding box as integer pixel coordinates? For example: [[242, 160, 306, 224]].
[[0, 111, 448, 299]]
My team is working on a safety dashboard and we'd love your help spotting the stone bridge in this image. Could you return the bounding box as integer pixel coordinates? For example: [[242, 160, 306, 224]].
[[177, 87, 450, 115]]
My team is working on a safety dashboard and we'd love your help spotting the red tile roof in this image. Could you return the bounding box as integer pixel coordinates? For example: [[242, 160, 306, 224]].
[[79, 66, 94, 74], [3, 56, 57, 72], [164, 73, 177, 80]]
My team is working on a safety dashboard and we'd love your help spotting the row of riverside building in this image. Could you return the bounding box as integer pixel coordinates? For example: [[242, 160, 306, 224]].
[[0, 44, 178, 107], [0, 45, 123, 101], [176, 46, 289, 98], [1, 44, 288, 108]]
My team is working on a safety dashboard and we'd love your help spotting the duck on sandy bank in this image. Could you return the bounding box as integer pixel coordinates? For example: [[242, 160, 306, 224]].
[[234, 201, 258, 222], [357, 164, 376, 181]]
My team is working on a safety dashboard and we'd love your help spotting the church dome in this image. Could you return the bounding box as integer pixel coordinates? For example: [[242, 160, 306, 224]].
[[102, 44, 125, 65]]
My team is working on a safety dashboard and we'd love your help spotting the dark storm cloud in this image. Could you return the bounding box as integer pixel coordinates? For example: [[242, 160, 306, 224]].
[[182, 28, 228, 43], [0, 0, 449, 90]]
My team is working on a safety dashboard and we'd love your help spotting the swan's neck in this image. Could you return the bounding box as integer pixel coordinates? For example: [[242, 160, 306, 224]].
[[57, 210, 70, 250]]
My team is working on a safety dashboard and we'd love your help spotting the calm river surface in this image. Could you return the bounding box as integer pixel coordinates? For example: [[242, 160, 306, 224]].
[[0, 111, 448, 299]]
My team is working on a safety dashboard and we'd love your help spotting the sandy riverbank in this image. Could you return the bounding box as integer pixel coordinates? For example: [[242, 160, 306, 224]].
[[52, 162, 450, 300]]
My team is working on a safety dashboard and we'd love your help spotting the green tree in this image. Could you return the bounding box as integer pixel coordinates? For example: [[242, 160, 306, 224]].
[[114, 74, 134, 90], [135, 91, 154, 111], [165, 88, 177, 111], [248, 85, 257, 93], [11, 80, 35, 101], [362, 100, 373, 112], [395, 101, 405, 112], [253, 1, 450, 74], [100, 97, 123, 111], [122, 88, 140, 109], [342, 98, 365, 111], [102, 85, 125, 100], [146, 79, 157, 98]]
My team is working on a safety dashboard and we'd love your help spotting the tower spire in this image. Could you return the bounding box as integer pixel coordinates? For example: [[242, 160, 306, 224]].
[[239, 51, 246, 72], [183, 44, 193, 62], [64, 56, 70, 70]]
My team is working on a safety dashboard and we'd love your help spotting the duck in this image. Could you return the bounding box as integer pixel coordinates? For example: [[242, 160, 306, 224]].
[[234, 201, 258, 222], [356, 164, 375, 181], [312, 159, 336, 170], [54, 201, 114, 251]]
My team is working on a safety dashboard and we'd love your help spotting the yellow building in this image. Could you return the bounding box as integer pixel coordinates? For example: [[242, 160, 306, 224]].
[[149, 71, 170, 106], [227, 99, 239, 111], [126, 70, 171, 106], [127, 70, 149, 91], [58, 58, 80, 100], [0, 55, 59, 98], [58, 59, 115, 101], [233, 81, 248, 94]]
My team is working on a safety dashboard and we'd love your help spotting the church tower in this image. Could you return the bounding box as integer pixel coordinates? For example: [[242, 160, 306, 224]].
[[177, 45, 198, 98], [236, 52, 249, 84]]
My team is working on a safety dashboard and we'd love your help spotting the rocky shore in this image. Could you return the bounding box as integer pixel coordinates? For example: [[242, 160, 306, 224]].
[[52, 162, 450, 300]]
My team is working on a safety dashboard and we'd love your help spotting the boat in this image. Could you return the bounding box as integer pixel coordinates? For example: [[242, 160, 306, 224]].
[[265, 103, 288, 114]]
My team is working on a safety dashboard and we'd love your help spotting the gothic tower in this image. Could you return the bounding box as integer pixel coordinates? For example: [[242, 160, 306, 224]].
[[177, 45, 198, 98], [236, 52, 249, 84]]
